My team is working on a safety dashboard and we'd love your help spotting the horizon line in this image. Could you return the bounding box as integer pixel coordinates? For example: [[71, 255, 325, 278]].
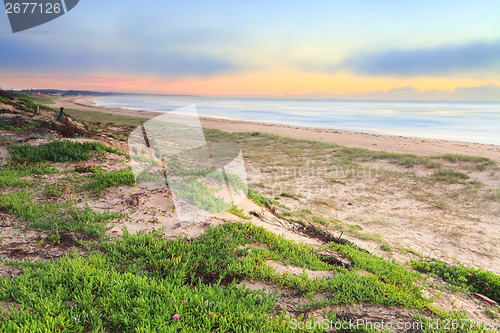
[[9, 88, 500, 103]]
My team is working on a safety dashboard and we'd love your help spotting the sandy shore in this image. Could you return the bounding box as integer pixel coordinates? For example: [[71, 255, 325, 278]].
[[57, 96, 500, 162]]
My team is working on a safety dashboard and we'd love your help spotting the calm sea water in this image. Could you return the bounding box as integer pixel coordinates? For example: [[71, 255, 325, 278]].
[[94, 95, 500, 145]]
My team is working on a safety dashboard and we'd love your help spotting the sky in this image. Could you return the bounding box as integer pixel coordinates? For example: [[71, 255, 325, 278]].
[[1, 0, 500, 100]]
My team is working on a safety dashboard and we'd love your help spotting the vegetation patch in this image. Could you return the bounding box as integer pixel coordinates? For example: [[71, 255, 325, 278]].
[[170, 177, 232, 213], [229, 204, 251, 220], [280, 192, 299, 200], [339, 147, 440, 168], [411, 259, 500, 303], [0, 190, 124, 237], [17, 97, 37, 109], [64, 107, 146, 129], [99, 222, 430, 310], [9, 95, 55, 111], [438, 154, 495, 165], [0, 96, 13, 104], [8, 140, 126, 163], [432, 168, 470, 183], [74, 164, 102, 174], [81, 169, 135, 196], [248, 189, 278, 209], [0, 216, 491, 331], [168, 159, 248, 194], [43, 183, 69, 198], [0, 162, 58, 188], [0, 252, 288, 332], [338, 146, 495, 171], [0, 119, 13, 128]]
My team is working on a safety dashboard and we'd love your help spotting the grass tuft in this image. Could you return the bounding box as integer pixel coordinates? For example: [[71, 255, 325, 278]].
[[280, 192, 299, 200], [432, 169, 469, 183]]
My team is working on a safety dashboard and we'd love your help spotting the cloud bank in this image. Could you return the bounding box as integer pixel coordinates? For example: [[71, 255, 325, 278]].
[[0, 36, 239, 77], [275, 84, 500, 101], [340, 39, 500, 77]]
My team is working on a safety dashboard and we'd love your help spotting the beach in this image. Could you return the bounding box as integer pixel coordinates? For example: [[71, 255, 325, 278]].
[[54, 94, 500, 274], [3, 0, 500, 328], [2, 93, 500, 328], [58, 95, 500, 163]]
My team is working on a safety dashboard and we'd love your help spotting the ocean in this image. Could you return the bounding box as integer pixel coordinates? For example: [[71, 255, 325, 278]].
[[93, 95, 500, 145]]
